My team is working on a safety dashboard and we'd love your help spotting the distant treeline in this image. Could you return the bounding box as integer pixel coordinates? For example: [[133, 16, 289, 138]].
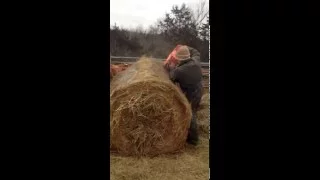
[[110, 3, 209, 62]]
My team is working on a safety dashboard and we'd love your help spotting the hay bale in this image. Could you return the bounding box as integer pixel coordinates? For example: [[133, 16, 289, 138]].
[[110, 57, 192, 156]]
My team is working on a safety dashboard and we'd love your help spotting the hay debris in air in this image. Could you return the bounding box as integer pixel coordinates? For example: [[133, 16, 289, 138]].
[[110, 57, 192, 156]]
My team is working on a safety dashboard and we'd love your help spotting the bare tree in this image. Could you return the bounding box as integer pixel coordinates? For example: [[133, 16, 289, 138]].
[[191, 0, 209, 28], [147, 25, 160, 35], [135, 24, 145, 34], [109, 1, 209, 60]]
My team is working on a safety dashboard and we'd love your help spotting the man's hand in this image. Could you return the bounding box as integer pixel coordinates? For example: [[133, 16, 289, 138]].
[[164, 62, 170, 71], [164, 61, 176, 71], [169, 63, 176, 71]]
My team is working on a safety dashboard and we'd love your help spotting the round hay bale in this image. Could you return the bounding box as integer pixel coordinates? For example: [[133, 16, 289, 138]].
[[110, 57, 192, 156]]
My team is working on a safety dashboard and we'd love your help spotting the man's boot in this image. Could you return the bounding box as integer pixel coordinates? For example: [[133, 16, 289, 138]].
[[187, 113, 199, 145]]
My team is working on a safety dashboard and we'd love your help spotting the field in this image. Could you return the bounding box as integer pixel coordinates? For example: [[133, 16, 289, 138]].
[[110, 61, 210, 180], [110, 88, 210, 180]]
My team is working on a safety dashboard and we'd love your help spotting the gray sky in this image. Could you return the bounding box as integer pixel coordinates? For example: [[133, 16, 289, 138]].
[[110, 0, 208, 30]]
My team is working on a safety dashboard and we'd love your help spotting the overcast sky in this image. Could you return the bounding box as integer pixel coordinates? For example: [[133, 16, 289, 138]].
[[110, 0, 209, 30]]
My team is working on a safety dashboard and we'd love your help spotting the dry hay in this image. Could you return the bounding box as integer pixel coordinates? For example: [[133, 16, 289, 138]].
[[110, 93, 210, 180], [110, 57, 192, 156], [111, 138, 209, 180], [197, 92, 210, 135], [198, 93, 209, 110]]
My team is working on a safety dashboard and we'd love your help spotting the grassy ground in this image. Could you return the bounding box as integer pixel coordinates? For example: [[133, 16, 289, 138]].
[[110, 91, 210, 180]]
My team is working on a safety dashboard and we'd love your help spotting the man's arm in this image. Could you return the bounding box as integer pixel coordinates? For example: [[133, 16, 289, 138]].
[[168, 66, 180, 83], [188, 46, 201, 63]]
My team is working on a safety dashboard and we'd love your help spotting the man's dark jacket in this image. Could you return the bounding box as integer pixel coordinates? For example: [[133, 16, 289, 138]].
[[167, 47, 203, 110]]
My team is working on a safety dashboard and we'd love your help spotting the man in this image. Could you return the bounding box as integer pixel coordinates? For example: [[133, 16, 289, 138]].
[[164, 45, 203, 145]]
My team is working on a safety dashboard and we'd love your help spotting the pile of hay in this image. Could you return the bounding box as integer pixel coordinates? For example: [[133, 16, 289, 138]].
[[110, 92, 210, 180], [197, 93, 210, 135], [110, 57, 192, 156]]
